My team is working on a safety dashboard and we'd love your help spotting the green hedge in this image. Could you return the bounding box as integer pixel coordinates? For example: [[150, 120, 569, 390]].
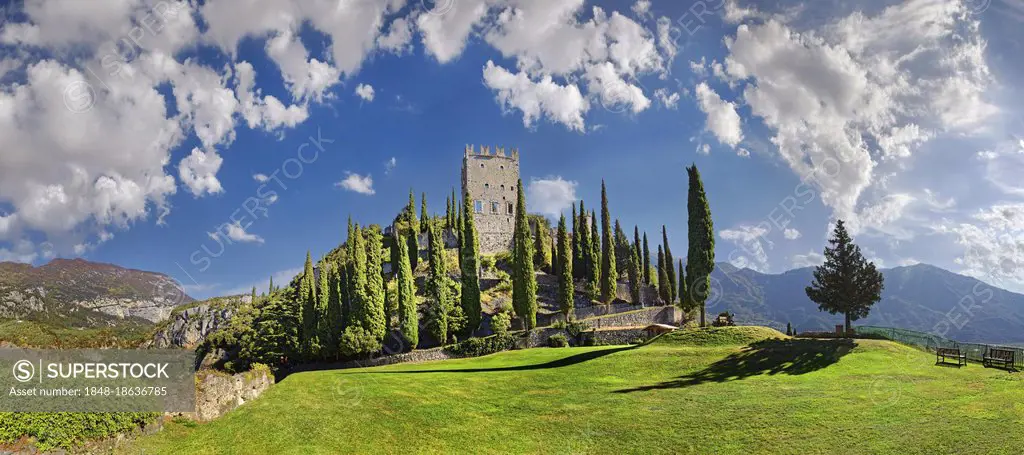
[[445, 333, 517, 358], [0, 412, 158, 451]]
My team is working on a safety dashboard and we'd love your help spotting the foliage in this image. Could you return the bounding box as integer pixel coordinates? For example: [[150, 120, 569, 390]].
[[615, 220, 632, 280], [490, 306, 512, 336], [460, 192, 482, 335], [363, 226, 388, 342], [444, 333, 517, 358], [0, 412, 158, 451], [339, 325, 382, 358], [547, 333, 570, 347], [657, 246, 670, 304], [396, 230, 419, 351], [686, 164, 715, 327], [642, 233, 651, 284], [564, 320, 592, 341], [426, 221, 453, 344], [531, 214, 553, 272], [627, 229, 642, 305], [662, 226, 676, 304], [588, 210, 601, 302], [805, 219, 885, 333], [299, 251, 318, 359], [572, 203, 583, 281], [511, 179, 538, 330], [556, 214, 574, 321], [600, 181, 617, 303], [0, 319, 150, 349]]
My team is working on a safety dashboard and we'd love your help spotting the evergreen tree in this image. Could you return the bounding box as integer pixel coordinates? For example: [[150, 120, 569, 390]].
[[686, 164, 715, 327], [251, 286, 257, 305], [663, 226, 676, 304], [805, 220, 884, 334], [326, 264, 344, 357], [445, 195, 452, 231], [300, 251, 316, 358], [642, 233, 651, 284], [396, 229, 418, 351], [627, 234, 642, 306], [551, 236, 558, 277], [269, 275, 275, 294], [614, 219, 630, 280], [678, 259, 688, 311], [572, 204, 583, 281], [407, 191, 420, 271], [600, 181, 617, 303], [587, 210, 600, 301], [347, 226, 370, 331], [556, 214, 574, 321], [633, 226, 642, 275], [420, 192, 429, 233], [512, 179, 538, 330], [426, 221, 452, 343], [315, 260, 332, 358], [460, 192, 482, 335], [657, 246, 670, 304], [533, 216, 552, 272], [363, 227, 387, 342]]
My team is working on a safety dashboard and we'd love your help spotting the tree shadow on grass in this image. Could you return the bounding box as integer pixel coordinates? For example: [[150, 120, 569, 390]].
[[614, 338, 857, 393], [349, 345, 639, 374]]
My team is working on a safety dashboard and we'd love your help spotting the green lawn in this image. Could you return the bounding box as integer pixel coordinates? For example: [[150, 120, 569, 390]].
[[125, 327, 1024, 454]]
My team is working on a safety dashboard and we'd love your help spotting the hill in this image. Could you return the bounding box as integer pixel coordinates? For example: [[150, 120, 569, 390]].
[[0, 258, 192, 328], [126, 326, 1024, 454], [710, 262, 1024, 343]]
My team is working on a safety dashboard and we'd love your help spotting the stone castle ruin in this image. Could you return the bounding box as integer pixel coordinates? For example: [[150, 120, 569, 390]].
[[462, 144, 520, 254]]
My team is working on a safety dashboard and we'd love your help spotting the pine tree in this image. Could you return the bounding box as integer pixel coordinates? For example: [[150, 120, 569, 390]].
[[642, 233, 651, 284], [657, 246, 670, 304], [686, 164, 715, 327], [460, 192, 482, 335], [512, 179, 538, 330], [396, 229, 418, 351], [662, 226, 676, 304], [600, 181, 617, 303], [557, 214, 574, 321], [363, 227, 387, 342], [588, 210, 600, 301], [805, 220, 884, 334], [426, 220, 451, 344], [572, 203, 583, 281]]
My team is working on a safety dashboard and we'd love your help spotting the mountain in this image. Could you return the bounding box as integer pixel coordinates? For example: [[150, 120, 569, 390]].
[[0, 258, 193, 327], [711, 262, 1024, 344]]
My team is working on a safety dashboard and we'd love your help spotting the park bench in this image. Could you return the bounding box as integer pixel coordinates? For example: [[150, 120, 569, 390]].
[[983, 347, 1016, 371], [936, 347, 966, 367]]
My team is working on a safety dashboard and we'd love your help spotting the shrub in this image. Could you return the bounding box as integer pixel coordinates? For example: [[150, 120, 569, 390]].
[[565, 320, 592, 340], [548, 334, 569, 347], [339, 326, 382, 358], [491, 311, 512, 336], [0, 412, 158, 451], [445, 333, 517, 358]]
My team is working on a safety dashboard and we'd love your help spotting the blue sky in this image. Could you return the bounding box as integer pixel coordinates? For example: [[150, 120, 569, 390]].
[[1, 0, 1024, 299]]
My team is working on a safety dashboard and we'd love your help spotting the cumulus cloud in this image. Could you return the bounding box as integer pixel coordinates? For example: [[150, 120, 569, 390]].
[[783, 228, 801, 240], [694, 82, 743, 148], [178, 148, 224, 197], [208, 221, 264, 244], [355, 83, 376, 102], [336, 172, 376, 195], [527, 177, 578, 218], [482, 61, 589, 132], [719, 224, 773, 272], [654, 88, 680, 109], [792, 250, 824, 268]]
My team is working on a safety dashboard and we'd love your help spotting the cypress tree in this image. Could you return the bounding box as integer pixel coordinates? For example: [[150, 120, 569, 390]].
[[572, 203, 582, 280], [657, 245, 670, 304], [614, 219, 630, 280], [678, 259, 688, 311], [663, 226, 676, 304], [269, 275, 275, 294], [420, 192, 429, 233], [348, 225, 370, 330], [512, 179, 538, 330], [364, 227, 387, 342], [426, 220, 452, 344], [396, 229, 418, 351], [633, 226, 642, 273], [300, 251, 316, 358], [327, 264, 344, 357], [600, 181, 617, 303], [533, 217, 552, 272], [686, 164, 715, 327], [557, 214, 573, 321], [251, 286, 257, 305], [627, 235, 642, 306], [407, 191, 420, 271], [316, 260, 332, 357], [587, 210, 600, 301], [551, 236, 559, 277], [642, 233, 651, 284], [460, 192, 482, 335]]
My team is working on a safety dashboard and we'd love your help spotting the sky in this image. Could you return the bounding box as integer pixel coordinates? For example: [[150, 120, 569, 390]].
[[1, 0, 1024, 299]]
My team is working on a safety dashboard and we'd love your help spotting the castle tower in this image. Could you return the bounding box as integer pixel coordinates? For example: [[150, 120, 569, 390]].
[[462, 144, 521, 254]]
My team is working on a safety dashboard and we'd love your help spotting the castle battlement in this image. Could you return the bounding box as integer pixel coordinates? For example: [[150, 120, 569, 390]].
[[464, 144, 519, 160]]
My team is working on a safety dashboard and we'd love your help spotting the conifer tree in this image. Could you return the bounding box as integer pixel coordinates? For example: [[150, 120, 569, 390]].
[[678, 259, 688, 311], [551, 236, 559, 277], [269, 276, 275, 294], [363, 227, 387, 342], [627, 235, 642, 305], [633, 226, 642, 274], [600, 181, 617, 303], [445, 195, 452, 231], [300, 251, 316, 358], [533, 217, 552, 272], [643, 233, 651, 284], [588, 210, 601, 301], [512, 179, 538, 329], [557, 214, 574, 321], [460, 192, 482, 335], [614, 219, 630, 280], [316, 260, 332, 357], [326, 264, 344, 357], [686, 164, 715, 326], [426, 220, 451, 343], [663, 226, 676, 304], [396, 229, 418, 351], [805, 220, 884, 333], [407, 191, 420, 271], [572, 204, 583, 280], [348, 226, 370, 331], [251, 286, 257, 305], [657, 245, 670, 304]]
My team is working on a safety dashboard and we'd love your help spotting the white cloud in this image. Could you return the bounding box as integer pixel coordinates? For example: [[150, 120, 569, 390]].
[[209, 221, 264, 244], [942, 203, 1024, 293], [527, 177, 578, 218], [792, 250, 824, 268], [265, 28, 340, 102], [253, 174, 269, 183], [482, 60, 589, 132], [234, 61, 309, 131], [631, 1, 652, 20], [416, 0, 489, 64], [178, 148, 224, 197], [336, 173, 376, 195], [378, 17, 414, 55], [654, 88, 680, 109], [720, 224, 773, 272], [737, 148, 750, 157], [783, 228, 801, 240], [694, 82, 743, 148], [384, 157, 397, 175], [355, 83, 376, 102]]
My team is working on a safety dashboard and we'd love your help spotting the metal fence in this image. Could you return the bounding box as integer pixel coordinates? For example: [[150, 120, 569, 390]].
[[857, 326, 1024, 370]]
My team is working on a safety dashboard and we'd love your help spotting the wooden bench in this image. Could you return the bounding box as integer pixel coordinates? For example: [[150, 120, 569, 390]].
[[983, 347, 1016, 370], [936, 347, 966, 367]]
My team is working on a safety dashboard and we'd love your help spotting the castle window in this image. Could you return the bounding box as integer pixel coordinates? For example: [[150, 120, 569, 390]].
[[500, 165, 505, 170], [485, 183, 490, 189], [480, 163, 484, 168], [507, 202, 514, 214], [474, 200, 483, 213], [491, 201, 499, 214], [500, 185, 505, 191]]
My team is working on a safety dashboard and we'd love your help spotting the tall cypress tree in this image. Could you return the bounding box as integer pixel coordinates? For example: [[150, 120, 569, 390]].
[[633, 226, 642, 273], [420, 192, 429, 233], [572, 203, 582, 280], [686, 164, 715, 327], [588, 210, 600, 301], [460, 192, 482, 335], [406, 191, 420, 271], [657, 245, 670, 304], [678, 259, 688, 311], [316, 259, 332, 358], [445, 195, 452, 231], [642, 233, 651, 284], [327, 264, 344, 357], [268, 276, 274, 294], [533, 217, 552, 272], [426, 219, 451, 343], [300, 251, 316, 358], [600, 181, 617, 303], [614, 219, 630, 280], [512, 179, 537, 330], [348, 225, 370, 329], [557, 214, 573, 321], [663, 226, 676, 304], [575, 202, 588, 281], [396, 229, 418, 351], [364, 227, 387, 342], [627, 234, 642, 306]]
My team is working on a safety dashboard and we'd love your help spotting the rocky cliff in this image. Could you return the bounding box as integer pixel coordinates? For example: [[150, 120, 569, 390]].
[[151, 297, 243, 349]]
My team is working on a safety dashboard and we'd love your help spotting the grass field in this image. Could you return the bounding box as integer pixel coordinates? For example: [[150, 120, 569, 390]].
[[126, 327, 1024, 454]]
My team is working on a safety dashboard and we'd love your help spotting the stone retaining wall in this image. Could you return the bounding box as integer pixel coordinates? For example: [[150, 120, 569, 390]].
[[186, 367, 274, 421], [586, 305, 679, 329]]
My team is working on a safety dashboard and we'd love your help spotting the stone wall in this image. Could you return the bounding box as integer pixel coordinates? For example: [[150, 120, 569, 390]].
[[585, 306, 680, 329], [462, 145, 519, 254], [188, 367, 274, 421], [592, 328, 650, 345]]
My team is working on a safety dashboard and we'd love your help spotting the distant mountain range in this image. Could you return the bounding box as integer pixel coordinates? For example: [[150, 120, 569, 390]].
[[0, 258, 193, 327], [710, 262, 1024, 344]]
